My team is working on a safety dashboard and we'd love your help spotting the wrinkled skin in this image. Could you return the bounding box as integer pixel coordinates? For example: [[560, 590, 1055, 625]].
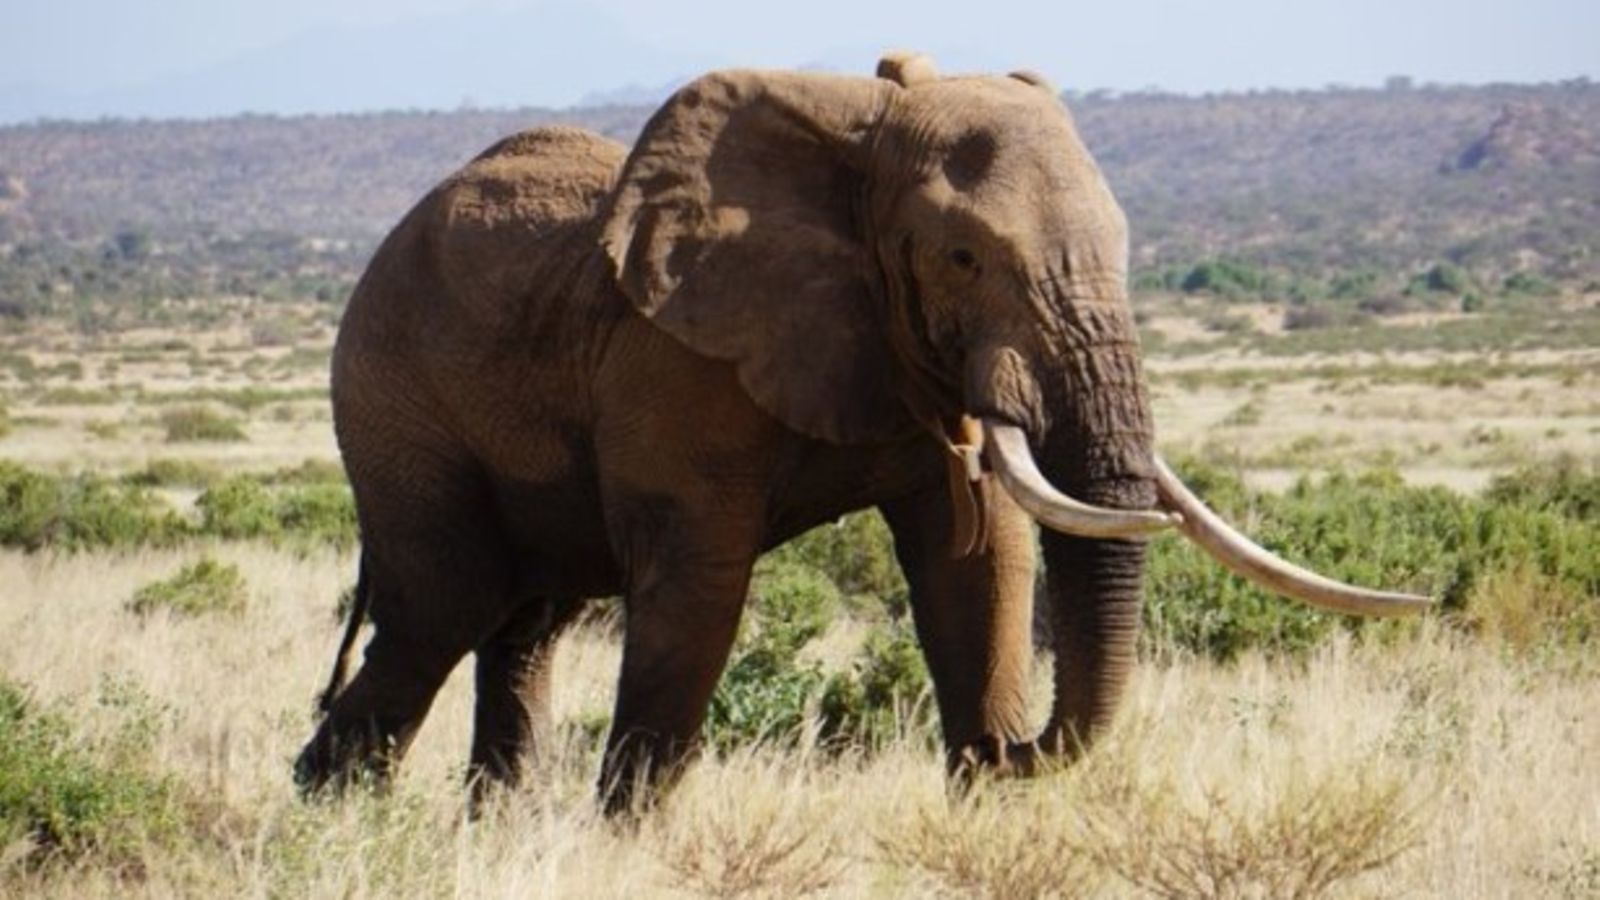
[[296, 60, 1158, 813]]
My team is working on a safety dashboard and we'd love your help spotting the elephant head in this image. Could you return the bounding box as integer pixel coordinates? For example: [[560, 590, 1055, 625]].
[[602, 53, 1428, 759]]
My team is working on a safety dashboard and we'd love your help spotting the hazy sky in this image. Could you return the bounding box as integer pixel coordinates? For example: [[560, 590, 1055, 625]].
[[2, 0, 1596, 121]]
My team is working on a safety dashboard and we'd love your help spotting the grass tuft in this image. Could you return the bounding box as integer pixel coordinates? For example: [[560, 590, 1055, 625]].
[[124, 557, 248, 618], [159, 405, 245, 443]]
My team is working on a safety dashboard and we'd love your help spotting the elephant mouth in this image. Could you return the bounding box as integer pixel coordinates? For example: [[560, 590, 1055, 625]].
[[976, 417, 1432, 617]]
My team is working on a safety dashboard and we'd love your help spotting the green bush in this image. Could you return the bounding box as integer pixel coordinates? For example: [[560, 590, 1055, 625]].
[[1482, 455, 1597, 521], [125, 558, 248, 618], [0, 462, 186, 550], [159, 405, 245, 443], [706, 551, 932, 753], [120, 458, 220, 488], [1143, 460, 1599, 660], [194, 477, 280, 540], [1502, 271, 1557, 297], [1179, 259, 1274, 300], [1423, 262, 1471, 294], [819, 623, 933, 750], [0, 463, 356, 551], [705, 561, 837, 750], [763, 512, 905, 604], [275, 483, 359, 547], [193, 476, 356, 548], [0, 678, 184, 866]]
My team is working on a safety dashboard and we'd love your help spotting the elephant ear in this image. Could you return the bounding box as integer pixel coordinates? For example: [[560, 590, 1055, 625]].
[[601, 70, 916, 444]]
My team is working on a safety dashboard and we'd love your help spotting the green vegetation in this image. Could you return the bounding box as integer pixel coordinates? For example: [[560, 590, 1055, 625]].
[[706, 553, 932, 753], [0, 462, 188, 551], [125, 558, 249, 618], [0, 461, 354, 550], [196, 476, 357, 548], [1144, 460, 1598, 660], [3, 455, 1592, 670], [0, 678, 185, 867]]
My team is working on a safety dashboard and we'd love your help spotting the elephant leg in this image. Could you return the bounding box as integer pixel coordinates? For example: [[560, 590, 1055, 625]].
[[468, 595, 584, 803], [596, 517, 758, 816], [295, 462, 518, 793], [881, 480, 1038, 777]]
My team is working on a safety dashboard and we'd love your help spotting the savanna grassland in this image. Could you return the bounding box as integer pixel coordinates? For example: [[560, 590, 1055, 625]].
[[2, 80, 1599, 897]]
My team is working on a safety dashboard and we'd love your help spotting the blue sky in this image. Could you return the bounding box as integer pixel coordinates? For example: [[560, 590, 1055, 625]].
[[1, 0, 1596, 122]]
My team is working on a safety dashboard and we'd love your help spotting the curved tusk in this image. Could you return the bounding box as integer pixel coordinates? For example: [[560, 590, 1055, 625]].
[[982, 420, 1181, 539], [1152, 456, 1432, 616]]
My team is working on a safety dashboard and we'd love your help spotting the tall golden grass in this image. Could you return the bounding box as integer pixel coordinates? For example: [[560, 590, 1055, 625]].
[[2, 546, 1595, 897]]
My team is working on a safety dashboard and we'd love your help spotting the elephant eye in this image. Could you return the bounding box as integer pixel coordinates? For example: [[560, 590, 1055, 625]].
[[949, 248, 980, 273]]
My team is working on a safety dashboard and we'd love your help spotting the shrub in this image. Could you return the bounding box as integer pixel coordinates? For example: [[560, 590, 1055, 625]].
[[819, 623, 933, 750], [705, 562, 835, 750], [195, 477, 280, 540], [1143, 460, 1599, 660], [1328, 269, 1382, 300], [1179, 260, 1272, 299], [1078, 764, 1427, 899], [1357, 293, 1412, 316], [275, 483, 358, 548], [1282, 304, 1338, 331], [1483, 455, 1598, 521], [193, 477, 356, 547], [120, 458, 219, 488], [125, 557, 249, 618], [764, 512, 905, 604], [0, 678, 184, 867], [1423, 262, 1471, 294], [0, 462, 185, 551], [159, 405, 245, 442], [1503, 271, 1557, 297], [707, 553, 932, 754]]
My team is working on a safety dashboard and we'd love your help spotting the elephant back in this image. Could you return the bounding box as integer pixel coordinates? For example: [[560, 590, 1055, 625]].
[[423, 126, 628, 328]]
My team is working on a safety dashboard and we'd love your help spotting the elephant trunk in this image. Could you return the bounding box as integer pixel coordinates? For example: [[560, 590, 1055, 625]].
[[1038, 529, 1148, 754], [967, 291, 1161, 760], [1031, 332, 1158, 756]]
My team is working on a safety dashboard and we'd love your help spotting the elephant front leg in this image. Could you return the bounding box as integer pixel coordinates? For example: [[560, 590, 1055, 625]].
[[597, 516, 759, 816], [881, 480, 1038, 779]]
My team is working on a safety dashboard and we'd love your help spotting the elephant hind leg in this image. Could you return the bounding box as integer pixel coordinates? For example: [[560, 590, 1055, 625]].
[[294, 591, 456, 793], [294, 460, 521, 794], [468, 595, 585, 806]]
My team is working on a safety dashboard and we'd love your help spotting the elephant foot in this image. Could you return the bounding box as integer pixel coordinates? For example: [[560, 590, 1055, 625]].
[[293, 714, 411, 796], [948, 735, 1076, 789], [596, 731, 700, 818]]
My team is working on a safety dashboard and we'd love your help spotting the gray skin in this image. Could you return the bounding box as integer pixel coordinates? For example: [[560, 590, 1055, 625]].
[[295, 58, 1156, 813]]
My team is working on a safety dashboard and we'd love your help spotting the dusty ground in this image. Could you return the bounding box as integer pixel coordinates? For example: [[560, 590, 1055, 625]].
[[3, 303, 1594, 488]]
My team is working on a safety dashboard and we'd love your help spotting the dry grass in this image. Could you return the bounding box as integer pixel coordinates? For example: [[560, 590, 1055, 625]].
[[1, 547, 1595, 897], [1, 308, 1596, 896]]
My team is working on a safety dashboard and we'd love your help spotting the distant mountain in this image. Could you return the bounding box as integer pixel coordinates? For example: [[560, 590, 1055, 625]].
[[1, 79, 1596, 279], [1448, 102, 1600, 171], [0, 4, 714, 124], [577, 79, 688, 109]]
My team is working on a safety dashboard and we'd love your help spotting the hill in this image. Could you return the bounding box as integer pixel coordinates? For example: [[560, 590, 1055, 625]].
[[0, 78, 1596, 321]]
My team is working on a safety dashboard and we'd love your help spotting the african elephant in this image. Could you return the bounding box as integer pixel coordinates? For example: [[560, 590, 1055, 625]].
[[295, 52, 1426, 813]]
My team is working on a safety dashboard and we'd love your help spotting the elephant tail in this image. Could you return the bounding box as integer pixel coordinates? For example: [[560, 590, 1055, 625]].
[[317, 558, 372, 715]]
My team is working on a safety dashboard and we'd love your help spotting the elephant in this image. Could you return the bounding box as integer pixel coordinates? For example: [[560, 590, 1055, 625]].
[[295, 52, 1427, 813]]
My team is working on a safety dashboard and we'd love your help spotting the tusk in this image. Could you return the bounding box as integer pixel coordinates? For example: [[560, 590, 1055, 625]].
[[1152, 456, 1432, 616], [982, 420, 1181, 539]]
